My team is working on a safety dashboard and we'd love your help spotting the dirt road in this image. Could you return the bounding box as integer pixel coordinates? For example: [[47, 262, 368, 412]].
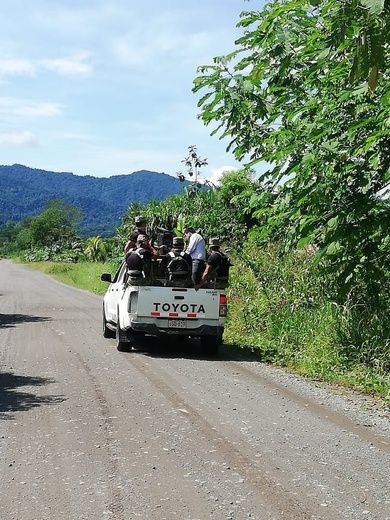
[[0, 259, 389, 520]]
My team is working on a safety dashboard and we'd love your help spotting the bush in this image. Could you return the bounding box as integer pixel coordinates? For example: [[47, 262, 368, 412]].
[[225, 239, 389, 398]]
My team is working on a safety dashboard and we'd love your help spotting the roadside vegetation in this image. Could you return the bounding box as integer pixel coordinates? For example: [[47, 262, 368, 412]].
[[25, 261, 116, 295], [1, 0, 389, 400]]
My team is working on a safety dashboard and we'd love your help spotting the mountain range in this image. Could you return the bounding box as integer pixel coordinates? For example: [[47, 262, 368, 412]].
[[0, 164, 187, 236]]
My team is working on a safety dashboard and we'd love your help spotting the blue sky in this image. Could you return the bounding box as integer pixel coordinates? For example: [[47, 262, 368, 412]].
[[0, 0, 265, 183]]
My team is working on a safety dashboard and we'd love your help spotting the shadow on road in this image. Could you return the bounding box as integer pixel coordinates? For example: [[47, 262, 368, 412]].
[[128, 336, 259, 362], [0, 371, 66, 420], [0, 313, 51, 328]]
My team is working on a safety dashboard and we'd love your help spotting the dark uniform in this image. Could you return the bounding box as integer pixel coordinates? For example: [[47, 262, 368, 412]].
[[125, 238, 153, 285], [124, 215, 149, 254], [160, 236, 193, 287], [129, 227, 150, 246], [197, 237, 232, 290]]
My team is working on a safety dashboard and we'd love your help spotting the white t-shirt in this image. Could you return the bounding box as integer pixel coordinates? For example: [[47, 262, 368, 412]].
[[185, 232, 206, 261]]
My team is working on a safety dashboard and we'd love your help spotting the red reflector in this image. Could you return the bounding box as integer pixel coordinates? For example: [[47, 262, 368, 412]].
[[151, 312, 160, 316], [169, 312, 179, 317], [187, 313, 197, 318]]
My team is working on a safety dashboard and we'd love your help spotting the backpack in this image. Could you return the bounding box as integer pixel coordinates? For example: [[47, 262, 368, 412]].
[[166, 251, 190, 278], [126, 248, 149, 277], [210, 251, 232, 278]]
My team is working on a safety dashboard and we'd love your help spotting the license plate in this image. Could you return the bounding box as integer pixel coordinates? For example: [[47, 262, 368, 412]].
[[168, 319, 187, 329]]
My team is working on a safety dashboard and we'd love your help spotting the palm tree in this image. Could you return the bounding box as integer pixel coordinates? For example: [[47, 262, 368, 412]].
[[84, 236, 108, 262]]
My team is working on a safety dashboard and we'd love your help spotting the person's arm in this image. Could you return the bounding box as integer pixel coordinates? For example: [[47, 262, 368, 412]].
[[124, 240, 135, 254], [194, 264, 211, 291], [144, 239, 159, 258], [185, 234, 196, 256]]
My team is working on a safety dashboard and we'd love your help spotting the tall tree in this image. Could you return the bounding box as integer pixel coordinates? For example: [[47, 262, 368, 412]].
[[29, 199, 82, 247], [177, 145, 212, 197], [194, 0, 390, 294]]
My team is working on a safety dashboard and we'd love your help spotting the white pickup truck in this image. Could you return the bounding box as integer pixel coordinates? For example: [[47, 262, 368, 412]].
[[101, 260, 227, 355]]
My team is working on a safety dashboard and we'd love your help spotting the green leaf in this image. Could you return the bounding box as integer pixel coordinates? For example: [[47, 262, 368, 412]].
[[327, 217, 338, 228], [352, 84, 369, 96], [361, 0, 385, 14], [327, 241, 341, 255], [297, 236, 312, 249]]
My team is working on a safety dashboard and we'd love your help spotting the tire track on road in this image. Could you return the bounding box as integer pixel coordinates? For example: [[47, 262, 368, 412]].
[[73, 352, 126, 520], [123, 352, 340, 520]]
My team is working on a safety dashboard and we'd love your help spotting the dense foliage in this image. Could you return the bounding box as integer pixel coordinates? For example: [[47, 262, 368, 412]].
[[0, 164, 187, 236], [192, 0, 389, 371], [0, 198, 115, 263], [194, 0, 389, 284], [116, 169, 259, 250]]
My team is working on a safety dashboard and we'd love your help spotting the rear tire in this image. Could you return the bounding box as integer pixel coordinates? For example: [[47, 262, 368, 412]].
[[116, 328, 132, 352], [200, 335, 222, 357], [116, 310, 133, 352]]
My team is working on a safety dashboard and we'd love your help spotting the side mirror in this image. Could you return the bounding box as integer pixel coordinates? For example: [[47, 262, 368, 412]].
[[100, 273, 112, 283]]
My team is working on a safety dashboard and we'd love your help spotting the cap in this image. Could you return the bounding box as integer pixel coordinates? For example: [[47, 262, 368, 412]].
[[172, 236, 184, 247], [209, 237, 220, 247], [135, 215, 146, 225]]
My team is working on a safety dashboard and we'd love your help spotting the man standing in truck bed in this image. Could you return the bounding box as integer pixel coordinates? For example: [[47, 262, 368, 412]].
[[184, 226, 206, 286]]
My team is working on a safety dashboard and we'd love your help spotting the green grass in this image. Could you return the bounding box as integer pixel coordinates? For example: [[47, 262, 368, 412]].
[[225, 246, 390, 403], [25, 260, 118, 295]]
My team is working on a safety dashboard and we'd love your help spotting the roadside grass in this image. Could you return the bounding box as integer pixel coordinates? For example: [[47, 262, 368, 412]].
[[225, 246, 390, 401], [25, 260, 119, 295], [21, 255, 389, 401]]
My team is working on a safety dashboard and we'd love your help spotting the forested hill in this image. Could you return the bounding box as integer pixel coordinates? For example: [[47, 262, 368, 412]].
[[0, 164, 186, 236]]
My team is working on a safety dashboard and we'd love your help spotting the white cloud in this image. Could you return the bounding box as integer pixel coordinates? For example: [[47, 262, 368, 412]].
[[41, 53, 92, 77], [0, 55, 92, 80], [0, 58, 35, 76], [0, 97, 63, 117], [0, 130, 37, 147], [209, 165, 238, 186]]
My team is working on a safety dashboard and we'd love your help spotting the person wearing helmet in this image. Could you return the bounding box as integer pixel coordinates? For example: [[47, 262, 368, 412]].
[[125, 234, 153, 285], [124, 215, 157, 256], [194, 237, 232, 290], [160, 236, 193, 287]]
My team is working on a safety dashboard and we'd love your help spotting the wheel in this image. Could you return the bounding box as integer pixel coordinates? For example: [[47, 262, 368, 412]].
[[116, 310, 133, 352], [200, 335, 222, 357], [116, 326, 133, 352], [103, 306, 116, 338]]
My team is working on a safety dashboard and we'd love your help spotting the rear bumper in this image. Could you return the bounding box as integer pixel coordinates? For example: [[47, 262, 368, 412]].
[[130, 320, 224, 337]]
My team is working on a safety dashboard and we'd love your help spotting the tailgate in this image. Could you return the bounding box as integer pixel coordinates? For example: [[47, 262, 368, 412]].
[[136, 286, 223, 320]]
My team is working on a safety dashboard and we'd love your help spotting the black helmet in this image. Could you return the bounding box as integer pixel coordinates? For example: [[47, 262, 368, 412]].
[[172, 236, 185, 247], [135, 215, 146, 225]]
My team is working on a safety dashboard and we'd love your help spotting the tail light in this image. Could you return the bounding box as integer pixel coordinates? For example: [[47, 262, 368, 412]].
[[128, 290, 138, 313], [219, 294, 227, 317]]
